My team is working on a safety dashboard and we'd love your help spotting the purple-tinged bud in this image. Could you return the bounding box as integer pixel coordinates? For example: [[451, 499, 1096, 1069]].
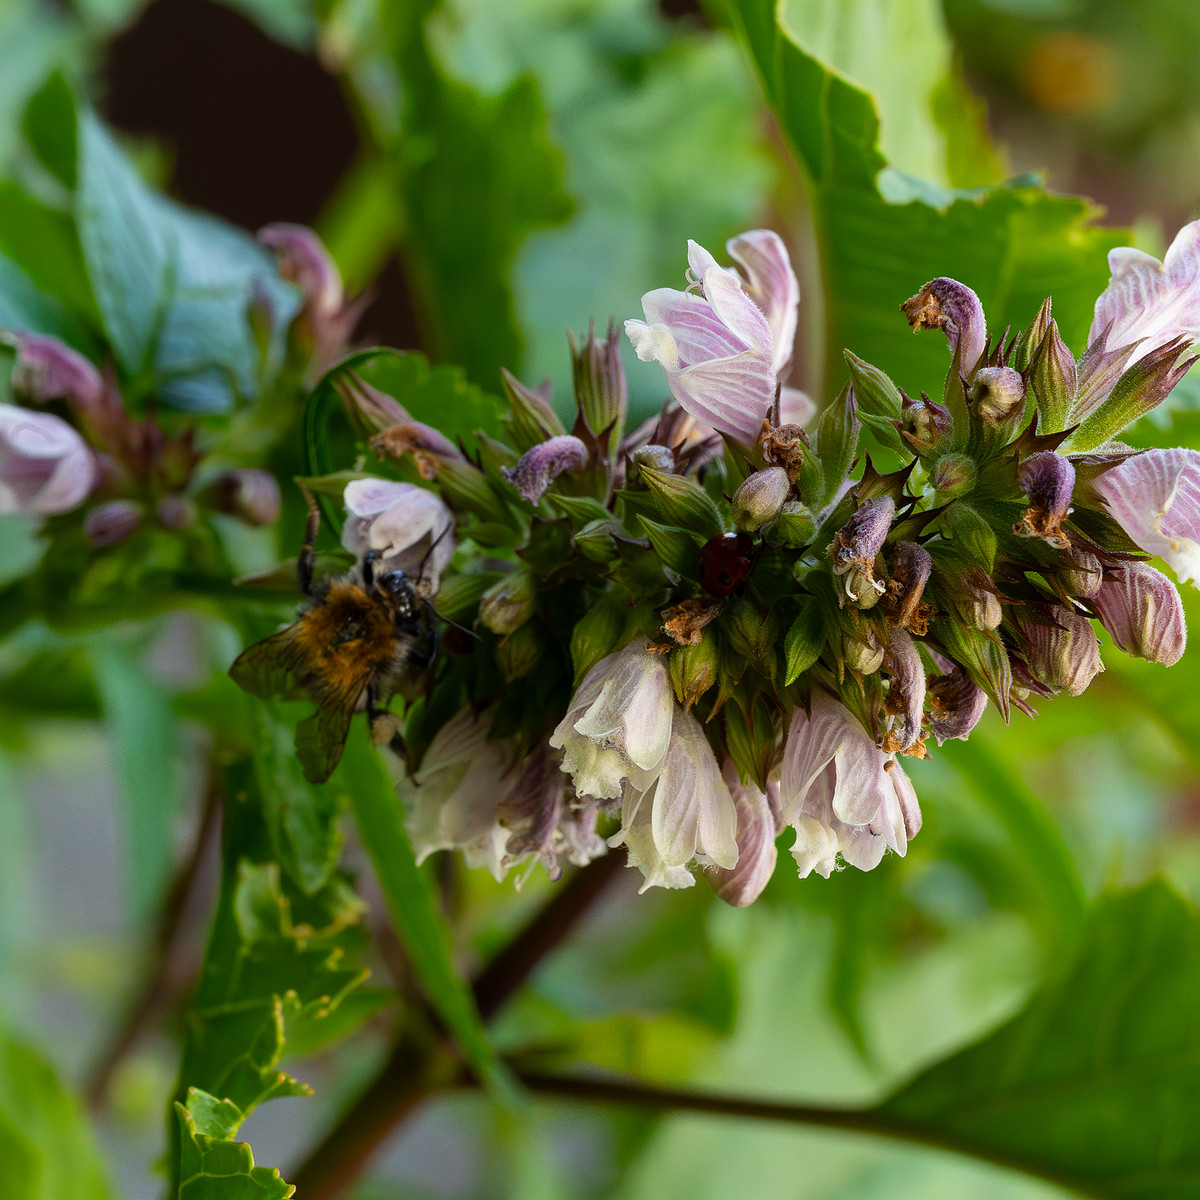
[[962, 568, 1003, 630], [901, 278, 986, 374], [371, 420, 465, 480], [882, 626, 927, 755], [201, 469, 281, 527], [1072, 333, 1137, 427], [731, 466, 790, 531], [478, 570, 537, 636], [0, 406, 97, 515], [669, 633, 719, 709], [570, 320, 627, 447], [900, 390, 951, 453], [501, 435, 589, 505], [927, 667, 988, 745], [1019, 603, 1103, 696], [1092, 562, 1186, 666], [829, 496, 894, 609], [258, 223, 342, 321], [8, 333, 103, 414], [336, 374, 407, 437], [969, 366, 1025, 426], [930, 452, 976, 498], [1028, 320, 1077, 433], [1016, 451, 1074, 548], [1060, 546, 1102, 599], [885, 541, 934, 634], [84, 500, 143, 547], [156, 494, 196, 531], [708, 762, 780, 907]]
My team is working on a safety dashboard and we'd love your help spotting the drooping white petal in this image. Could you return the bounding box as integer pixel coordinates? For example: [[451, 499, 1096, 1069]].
[[342, 477, 455, 584], [1090, 221, 1200, 366], [609, 783, 696, 893], [708, 762, 778, 906], [1092, 448, 1200, 584]]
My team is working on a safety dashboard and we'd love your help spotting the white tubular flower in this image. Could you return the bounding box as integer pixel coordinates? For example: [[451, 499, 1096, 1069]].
[[0, 405, 97, 515], [625, 232, 799, 445], [1092, 448, 1200, 585], [399, 708, 512, 877], [780, 691, 922, 878], [707, 761, 780, 907], [550, 641, 674, 800], [342, 477, 455, 587], [1089, 221, 1200, 366], [609, 706, 739, 891]]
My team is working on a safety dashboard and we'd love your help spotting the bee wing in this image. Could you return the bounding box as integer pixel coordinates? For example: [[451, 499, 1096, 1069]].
[[294, 693, 359, 783], [229, 627, 310, 701]]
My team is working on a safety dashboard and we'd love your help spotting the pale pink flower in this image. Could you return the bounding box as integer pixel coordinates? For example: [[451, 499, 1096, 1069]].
[[625, 232, 799, 444], [0, 405, 97, 515], [609, 705, 739, 891], [1090, 221, 1200, 367], [779, 691, 921, 878], [1092, 448, 1200, 584], [707, 761, 780, 907], [342, 478, 455, 587], [550, 641, 674, 800], [1092, 562, 1187, 666]]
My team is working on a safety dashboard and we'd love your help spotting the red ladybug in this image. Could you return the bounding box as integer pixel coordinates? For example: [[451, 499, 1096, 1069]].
[[697, 533, 754, 597]]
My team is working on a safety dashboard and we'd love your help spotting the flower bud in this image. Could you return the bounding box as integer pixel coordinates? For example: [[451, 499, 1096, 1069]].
[[1060, 546, 1102, 599], [496, 622, 542, 681], [336, 374, 407, 437], [84, 500, 143, 547], [885, 541, 934, 634], [574, 518, 619, 563], [708, 762, 780, 907], [900, 390, 952, 453], [640, 466, 723, 539], [479, 570, 538, 636], [1019, 603, 1103, 696], [725, 596, 774, 661], [156, 494, 196, 531], [731, 466, 790, 532], [773, 499, 816, 548], [968, 366, 1025, 426], [901, 277, 986, 374], [8, 333, 103, 414], [927, 667, 988, 745], [669, 633, 719, 709], [930, 452, 977, 498], [842, 625, 885, 674], [844, 351, 903, 424], [1028, 319, 1077, 433], [1016, 450, 1074, 548], [1091, 562, 1186, 666], [961, 568, 1003, 630], [629, 444, 677, 480], [500, 368, 565, 450], [0, 406, 97, 515], [200, 468, 281, 527], [436, 455, 503, 518], [570, 320, 627, 449], [569, 594, 626, 684], [501, 434, 589, 506], [829, 496, 893, 609]]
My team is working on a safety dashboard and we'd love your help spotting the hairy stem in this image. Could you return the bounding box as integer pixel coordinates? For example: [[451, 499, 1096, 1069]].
[[86, 777, 221, 1109], [289, 852, 626, 1199]]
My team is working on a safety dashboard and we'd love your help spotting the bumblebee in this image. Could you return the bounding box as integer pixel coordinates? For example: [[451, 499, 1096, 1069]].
[[230, 490, 437, 783]]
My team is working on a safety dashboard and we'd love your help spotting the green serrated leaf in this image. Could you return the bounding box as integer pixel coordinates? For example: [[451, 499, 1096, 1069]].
[[730, 0, 1125, 404], [176, 1101, 293, 1200], [875, 881, 1200, 1198], [783, 596, 826, 685]]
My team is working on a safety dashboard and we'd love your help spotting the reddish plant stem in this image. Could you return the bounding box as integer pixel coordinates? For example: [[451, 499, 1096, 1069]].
[[289, 852, 626, 1199]]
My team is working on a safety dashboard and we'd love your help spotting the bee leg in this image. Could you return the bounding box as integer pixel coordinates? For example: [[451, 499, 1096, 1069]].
[[297, 483, 321, 596], [366, 683, 407, 758]]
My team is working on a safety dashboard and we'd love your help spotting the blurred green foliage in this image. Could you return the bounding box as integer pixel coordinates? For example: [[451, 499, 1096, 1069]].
[[0, 0, 1199, 1198]]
